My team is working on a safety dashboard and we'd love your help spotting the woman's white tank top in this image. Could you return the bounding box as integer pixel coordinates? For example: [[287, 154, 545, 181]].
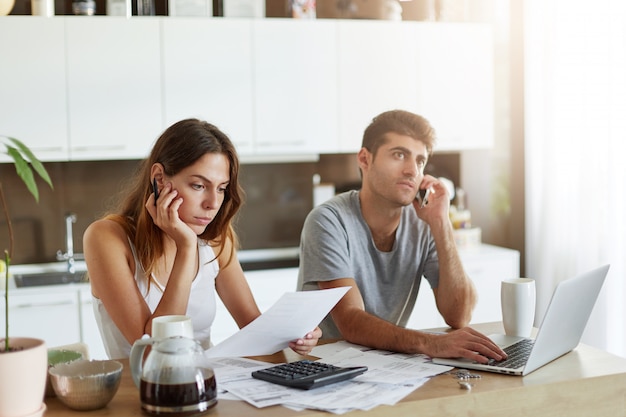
[[92, 238, 218, 359]]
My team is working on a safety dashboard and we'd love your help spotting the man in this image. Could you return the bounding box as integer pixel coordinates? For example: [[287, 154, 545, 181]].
[[297, 110, 506, 363]]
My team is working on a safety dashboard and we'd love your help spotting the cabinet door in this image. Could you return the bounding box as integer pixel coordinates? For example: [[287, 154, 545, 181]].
[[78, 287, 108, 360], [253, 19, 339, 155], [413, 23, 494, 150], [65, 17, 162, 161], [337, 20, 419, 152], [461, 245, 520, 324], [406, 280, 447, 330], [162, 18, 255, 155], [1, 290, 81, 348], [406, 245, 519, 330], [0, 17, 69, 162]]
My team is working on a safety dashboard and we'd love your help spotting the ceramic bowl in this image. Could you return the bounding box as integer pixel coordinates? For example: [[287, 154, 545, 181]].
[[48, 359, 123, 411], [45, 349, 84, 397]]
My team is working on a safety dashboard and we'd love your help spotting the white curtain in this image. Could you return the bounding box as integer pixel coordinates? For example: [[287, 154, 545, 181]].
[[525, 0, 626, 357]]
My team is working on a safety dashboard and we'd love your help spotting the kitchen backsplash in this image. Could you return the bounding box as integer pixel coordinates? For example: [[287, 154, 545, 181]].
[[0, 152, 458, 265], [0, 159, 315, 265]]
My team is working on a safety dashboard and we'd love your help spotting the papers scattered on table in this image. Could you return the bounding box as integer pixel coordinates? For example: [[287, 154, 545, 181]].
[[206, 287, 350, 358], [210, 341, 453, 414]]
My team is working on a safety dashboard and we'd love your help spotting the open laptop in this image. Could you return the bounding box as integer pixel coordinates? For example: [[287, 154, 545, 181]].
[[432, 264, 610, 376]]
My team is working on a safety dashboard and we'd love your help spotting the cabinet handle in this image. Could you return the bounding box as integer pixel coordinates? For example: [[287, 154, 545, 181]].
[[72, 145, 126, 151], [28, 146, 65, 152], [12, 301, 75, 308], [256, 141, 305, 147]]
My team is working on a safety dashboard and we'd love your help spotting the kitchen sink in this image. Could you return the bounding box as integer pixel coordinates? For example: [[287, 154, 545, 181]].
[[13, 271, 88, 288]]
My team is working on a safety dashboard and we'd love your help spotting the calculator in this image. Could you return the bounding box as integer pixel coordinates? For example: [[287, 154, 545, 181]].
[[251, 360, 368, 390]]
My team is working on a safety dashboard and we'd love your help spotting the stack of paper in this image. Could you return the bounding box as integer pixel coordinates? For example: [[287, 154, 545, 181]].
[[203, 287, 453, 413], [208, 342, 453, 414]]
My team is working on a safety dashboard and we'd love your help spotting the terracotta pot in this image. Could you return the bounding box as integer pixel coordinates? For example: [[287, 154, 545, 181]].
[[0, 338, 47, 417]]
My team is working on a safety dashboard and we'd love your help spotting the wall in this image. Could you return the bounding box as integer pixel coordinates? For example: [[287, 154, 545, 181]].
[[0, 159, 315, 265]]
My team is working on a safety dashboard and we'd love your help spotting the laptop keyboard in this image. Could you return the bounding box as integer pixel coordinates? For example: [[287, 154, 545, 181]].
[[487, 339, 535, 369]]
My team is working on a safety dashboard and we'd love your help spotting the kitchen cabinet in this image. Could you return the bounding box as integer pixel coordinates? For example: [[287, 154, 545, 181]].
[[162, 18, 339, 157], [413, 23, 494, 151], [162, 18, 255, 155], [78, 287, 108, 359], [65, 17, 162, 161], [0, 284, 108, 359], [1, 286, 81, 349], [0, 17, 68, 162], [337, 20, 420, 152], [336, 21, 493, 152], [253, 19, 338, 155], [0, 17, 493, 160], [406, 244, 520, 330]]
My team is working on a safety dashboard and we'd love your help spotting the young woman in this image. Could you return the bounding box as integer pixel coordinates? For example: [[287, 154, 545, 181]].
[[84, 118, 321, 359]]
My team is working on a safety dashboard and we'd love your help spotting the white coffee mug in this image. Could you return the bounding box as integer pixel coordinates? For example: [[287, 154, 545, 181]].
[[501, 278, 536, 337], [151, 315, 194, 339]]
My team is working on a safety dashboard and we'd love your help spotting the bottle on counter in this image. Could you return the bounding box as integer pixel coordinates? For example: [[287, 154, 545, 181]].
[[107, 0, 131, 16], [137, 0, 155, 15], [450, 188, 471, 229], [168, 0, 212, 16], [72, 0, 96, 14]]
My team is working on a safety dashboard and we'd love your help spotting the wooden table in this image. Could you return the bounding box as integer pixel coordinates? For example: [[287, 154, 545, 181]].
[[44, 323, 626, 417]]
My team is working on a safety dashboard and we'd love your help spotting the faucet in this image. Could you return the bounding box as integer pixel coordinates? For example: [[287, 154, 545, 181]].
[[56, 213, 77, 274]]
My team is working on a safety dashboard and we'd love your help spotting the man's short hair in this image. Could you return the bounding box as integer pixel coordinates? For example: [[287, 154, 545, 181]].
[[362, 110, 437, 157]]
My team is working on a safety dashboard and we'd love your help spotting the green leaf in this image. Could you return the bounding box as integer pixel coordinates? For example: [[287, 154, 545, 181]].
[[6, 145, 39, 202], [7, 137, 53, 189]]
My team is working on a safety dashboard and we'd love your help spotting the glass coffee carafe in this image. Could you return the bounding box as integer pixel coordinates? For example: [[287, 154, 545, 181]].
[[130, 336, 217, 415]]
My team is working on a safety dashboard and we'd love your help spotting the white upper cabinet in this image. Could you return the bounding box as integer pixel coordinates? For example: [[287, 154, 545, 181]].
[[162, 18, 255, 155], [253, 19, 339, 155], [0, 17, 494, 162], [0, 17, 68, 162], [412, 23, 494, 151], [65, 17, 162, 160], [337, 20, 420, 152], [337, 21, 494, 153]]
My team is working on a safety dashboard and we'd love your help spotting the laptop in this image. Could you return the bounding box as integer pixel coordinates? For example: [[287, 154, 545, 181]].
[[432, 264, 610, 376]]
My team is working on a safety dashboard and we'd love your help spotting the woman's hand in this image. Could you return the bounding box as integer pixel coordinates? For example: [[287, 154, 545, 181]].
[[145, 182, 197, 246], [288, 326, 323, 356]]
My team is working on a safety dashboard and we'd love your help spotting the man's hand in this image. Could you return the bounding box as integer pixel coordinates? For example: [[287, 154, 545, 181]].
[[421, 327, 507, 364]]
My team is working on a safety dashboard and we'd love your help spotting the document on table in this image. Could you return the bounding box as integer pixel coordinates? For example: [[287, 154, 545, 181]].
[[205, 286, 350, 358], [217, 342, 453, 414]]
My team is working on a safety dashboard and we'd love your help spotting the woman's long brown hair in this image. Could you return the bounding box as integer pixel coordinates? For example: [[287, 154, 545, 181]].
[[105, 119, 244, 278]]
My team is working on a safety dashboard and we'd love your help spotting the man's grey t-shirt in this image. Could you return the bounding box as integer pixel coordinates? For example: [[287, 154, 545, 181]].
[[297, 190, 439, 339]]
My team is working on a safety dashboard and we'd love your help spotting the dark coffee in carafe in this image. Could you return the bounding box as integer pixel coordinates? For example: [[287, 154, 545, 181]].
[[140, 367, 217, 415]]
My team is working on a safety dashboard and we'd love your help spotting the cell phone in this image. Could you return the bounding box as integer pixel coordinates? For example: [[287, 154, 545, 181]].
[[152, 178, 159, 205], [416, 188, 430, 208]]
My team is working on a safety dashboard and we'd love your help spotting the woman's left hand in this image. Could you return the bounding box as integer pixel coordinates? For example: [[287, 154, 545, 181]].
[[288, 326, 322, 356]]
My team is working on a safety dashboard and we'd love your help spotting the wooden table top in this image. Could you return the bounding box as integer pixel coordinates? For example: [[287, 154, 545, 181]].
[[43, 322, 626, 417]]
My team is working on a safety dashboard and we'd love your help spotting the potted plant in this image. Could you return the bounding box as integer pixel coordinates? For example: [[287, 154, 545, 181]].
[[0, 135, 53, 417]]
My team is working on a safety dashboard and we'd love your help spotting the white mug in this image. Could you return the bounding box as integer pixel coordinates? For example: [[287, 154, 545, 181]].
[[501, 278, 536, 337], [151, 315, 194, 339]]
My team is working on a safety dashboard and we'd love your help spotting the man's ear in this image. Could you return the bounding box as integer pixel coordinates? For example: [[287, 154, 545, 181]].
[[357, 147, 371, 171]]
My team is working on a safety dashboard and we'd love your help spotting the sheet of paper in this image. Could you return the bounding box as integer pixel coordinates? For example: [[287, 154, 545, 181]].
[[319, 347, 452, 385], [216, 344, 450, 414], [206, 286, 350, 358]]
